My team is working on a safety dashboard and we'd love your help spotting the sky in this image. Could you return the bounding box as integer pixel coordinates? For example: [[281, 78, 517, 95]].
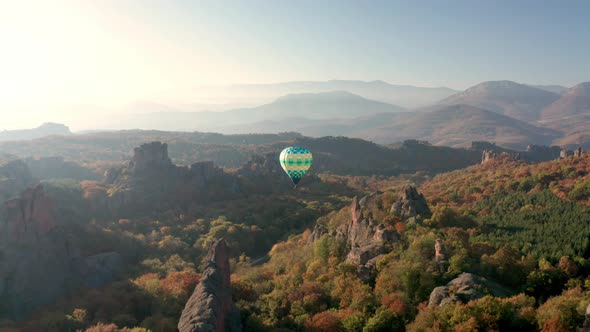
[[1, 0, 589, 130]]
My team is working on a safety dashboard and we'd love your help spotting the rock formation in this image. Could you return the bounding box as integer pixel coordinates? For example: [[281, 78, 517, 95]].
[[481, 150, 520, 164], [428, 273, 511, 307], [390, 185, 431, 220], [525, 144, 562, 162], [128, 141, 173, 174], [346, 195, 398, 267], [178, 239, 242, 332], [0, 159, 35, 202], [560, 149, 573, 159], [1, 184, 58, 243], [434, 239, 447, 263], [105, 142, 174, 184], [101, 142, 242, 216], [434, 239, 448, 273], [310, 193, 404, 280], [481, 149, 496, 164], [0, 185, 123, 320], [310, 186, 431, 280]]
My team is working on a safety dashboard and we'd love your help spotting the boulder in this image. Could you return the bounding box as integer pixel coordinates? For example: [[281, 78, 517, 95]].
[[428, 273, 511, 307], [178, 239, 242, 332]]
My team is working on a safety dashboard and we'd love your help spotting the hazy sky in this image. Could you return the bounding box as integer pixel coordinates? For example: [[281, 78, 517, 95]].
[[1, 0, 589, 129]]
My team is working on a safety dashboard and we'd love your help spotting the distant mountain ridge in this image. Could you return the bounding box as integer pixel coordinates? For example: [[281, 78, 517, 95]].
[[97, 91, 404, 132], [154, 79, 459, 108], [440, 80, 561, 122], [221, 104, 560, 149], [530, 84, 569, 95], [0, 123, 71, 142], [222, 90, 404, 122]]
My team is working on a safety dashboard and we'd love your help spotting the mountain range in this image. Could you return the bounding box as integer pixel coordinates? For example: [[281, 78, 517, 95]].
[[5, 79, 590, 150], [152, 79, 459, 109]]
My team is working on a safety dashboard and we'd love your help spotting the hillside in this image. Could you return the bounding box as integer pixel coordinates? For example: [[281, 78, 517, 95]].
[[230, 104, 561, 149], [357, 104, 561, 149], [541, 113, 590, 149], [227, 151, 590, 331], [541, 82, 590, 120], [4, 138, 590, 331], [422, 151, 590, 206], [440, 80, 561, 122]]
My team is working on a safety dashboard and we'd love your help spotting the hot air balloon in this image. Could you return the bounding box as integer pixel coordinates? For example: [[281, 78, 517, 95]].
[[279, 146, 313, 187]]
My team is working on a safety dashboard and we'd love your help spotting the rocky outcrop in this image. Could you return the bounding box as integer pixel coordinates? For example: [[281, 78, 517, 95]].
[[435, 239, 446, 262], [1, 184, 58, 243], [428, 273, 511, 307], [525, 144, 562, 162], [481, 149, 495, 163], [105, 142, 174, 185], [435, 239, 448, 273], [178, 239, 242, 332], [560, 149, 573, 159], [390, 185, 431, 220], [0, 185, 123, 320], [347, 195, 397, 266], [0, 159, 35, 202], [128, 142, 173, 174], [481, 150, 520, 164], [310, 186, 431, 279], [101, 142, 242, 216], [309, 194, 399, 280], [308, 223, 330, 244], [558, 147, 584, 159]]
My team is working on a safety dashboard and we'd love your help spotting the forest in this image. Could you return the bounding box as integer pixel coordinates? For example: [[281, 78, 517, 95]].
[[2, 142, 590, 332]]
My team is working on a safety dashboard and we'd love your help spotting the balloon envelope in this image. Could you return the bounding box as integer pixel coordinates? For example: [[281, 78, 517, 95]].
[[279, 146, 313, 185]]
